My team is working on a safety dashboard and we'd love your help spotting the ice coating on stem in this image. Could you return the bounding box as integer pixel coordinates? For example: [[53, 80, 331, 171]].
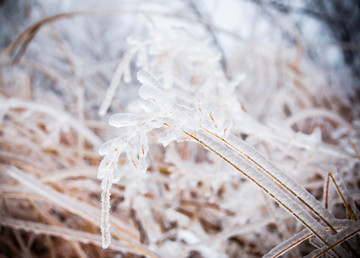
[[225, 133, 337, 224], [330, 168, 360, 221], [263, 228, 310, 257], [95, 28, 357, 254], [304, 221, 360, 258], [138, 71, 175, 113], [109, 113, 147, 128], [98, 140, 113, 156], [99, 50, 136, 116], [137, 70, 162, 89], [100, 175, 113, 249], [194, 129, 337, 246], [126, 131, 149, 174]]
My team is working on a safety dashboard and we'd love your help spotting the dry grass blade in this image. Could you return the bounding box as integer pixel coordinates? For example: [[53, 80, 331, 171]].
[[0, 9, 241, 66], [0, 217, 135, 253], [0, 12, 83, 64], [6, 166, 158, 258]]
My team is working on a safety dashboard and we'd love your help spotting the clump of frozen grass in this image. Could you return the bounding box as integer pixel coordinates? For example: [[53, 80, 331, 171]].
[[1, 2, 359, 256], [98, 28, 360, 256]]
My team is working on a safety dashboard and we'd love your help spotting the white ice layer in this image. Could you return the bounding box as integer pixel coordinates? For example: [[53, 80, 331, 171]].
[[109, 113, 147, 128], [195, 130, 336, 246]]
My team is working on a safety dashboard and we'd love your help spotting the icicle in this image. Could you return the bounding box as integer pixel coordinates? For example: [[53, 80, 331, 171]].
[[100, 174, 113, 249]]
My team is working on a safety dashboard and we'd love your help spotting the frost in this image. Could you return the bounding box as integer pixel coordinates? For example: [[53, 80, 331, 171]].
[[137, 70, 162, 89], [100, 175, 113, 248], [328, 167, 360, 221], [158, 130, 182, 147], [125, 131, 149, 174], [109, 113, 147, 128], [0, 0, 356, 256], [138, 99, 157, 113], [90, 20, 359, 256], [99, 66, 344, 250], [177, 230, 199, 244], [138, 72, 175, 112]]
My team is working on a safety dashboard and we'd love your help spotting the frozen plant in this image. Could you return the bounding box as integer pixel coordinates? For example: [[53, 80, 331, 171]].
[[98, 29, 360, 256], [1, 1, 360, 257]]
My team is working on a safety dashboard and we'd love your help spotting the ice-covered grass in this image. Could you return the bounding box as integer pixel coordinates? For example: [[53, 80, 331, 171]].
[[1, 0, 360, 257]]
